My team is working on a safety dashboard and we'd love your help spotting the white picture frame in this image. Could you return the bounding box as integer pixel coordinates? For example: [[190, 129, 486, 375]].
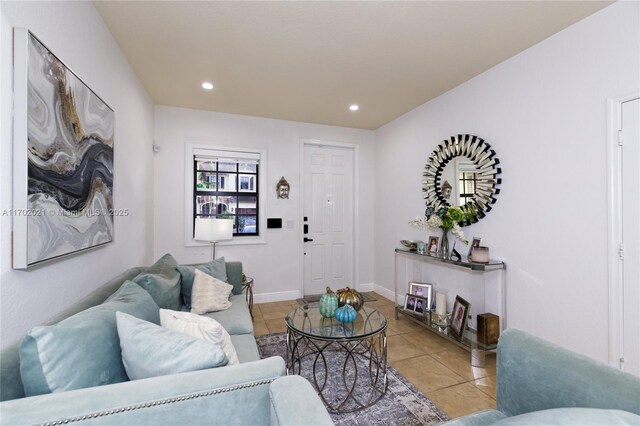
[[409, 282, 433, 312]]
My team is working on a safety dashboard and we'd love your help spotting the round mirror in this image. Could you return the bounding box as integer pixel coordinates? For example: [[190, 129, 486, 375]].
[[422, 134, 501, 226]]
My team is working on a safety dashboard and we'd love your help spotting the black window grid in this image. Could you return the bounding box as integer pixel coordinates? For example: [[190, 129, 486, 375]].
[[194, 160, 259, 237]]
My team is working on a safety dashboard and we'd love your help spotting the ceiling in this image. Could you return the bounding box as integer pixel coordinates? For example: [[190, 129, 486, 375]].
[[95, 1, 612, 130]]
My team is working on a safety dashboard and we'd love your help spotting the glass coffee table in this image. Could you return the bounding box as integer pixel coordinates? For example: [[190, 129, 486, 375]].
[[284, 305, 387, 414]]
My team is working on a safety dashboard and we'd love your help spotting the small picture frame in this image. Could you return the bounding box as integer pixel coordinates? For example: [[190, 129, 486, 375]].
[[468, 237, 482, 259], [409, 282, 433, 310], [414, 296, 428, 315], [427, 236, 439, 254], [450, 295, 471, 340], [403, 293, 428, 316], [403, 294, 417, 311]]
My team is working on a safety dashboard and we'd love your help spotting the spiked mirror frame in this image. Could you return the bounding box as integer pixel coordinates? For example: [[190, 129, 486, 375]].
[[422, 134, 501, 226]]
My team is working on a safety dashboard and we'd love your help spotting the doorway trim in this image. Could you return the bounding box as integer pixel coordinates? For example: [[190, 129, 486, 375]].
[[299, 139, 359, 297], [607, 91, 639, 368]]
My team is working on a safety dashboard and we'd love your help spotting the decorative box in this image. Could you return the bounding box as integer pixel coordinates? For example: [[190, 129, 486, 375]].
[[477, 313, 500, 345]]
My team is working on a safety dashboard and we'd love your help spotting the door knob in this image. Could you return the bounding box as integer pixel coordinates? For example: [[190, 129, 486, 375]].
[[304, 237, 314, 242]]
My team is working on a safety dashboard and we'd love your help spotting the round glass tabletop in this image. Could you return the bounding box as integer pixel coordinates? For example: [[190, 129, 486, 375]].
[[285, 305, 387, 340]]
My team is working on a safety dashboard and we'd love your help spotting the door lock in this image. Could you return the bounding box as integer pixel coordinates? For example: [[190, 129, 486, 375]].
[[304, 237, 314, 242]]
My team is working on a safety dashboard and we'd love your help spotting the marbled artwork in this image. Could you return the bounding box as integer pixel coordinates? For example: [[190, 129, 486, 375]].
[[24, 33, 114, 265]]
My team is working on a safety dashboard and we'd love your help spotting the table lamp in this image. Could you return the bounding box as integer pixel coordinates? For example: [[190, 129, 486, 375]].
[[194, 217, 233, 260]]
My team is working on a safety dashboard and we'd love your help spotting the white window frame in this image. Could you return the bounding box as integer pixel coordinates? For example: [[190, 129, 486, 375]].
[[184, 142, 267, 247]]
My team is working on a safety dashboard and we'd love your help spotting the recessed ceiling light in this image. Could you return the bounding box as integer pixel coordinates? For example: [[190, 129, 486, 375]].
[[349, 104, 359, 111], [201, 81, 214, 90]]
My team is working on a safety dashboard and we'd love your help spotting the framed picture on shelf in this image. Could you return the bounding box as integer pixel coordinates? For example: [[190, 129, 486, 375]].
[[450, 295, 471, 340], [427, 236, 439, 254], [403, 294, 417, 311], [414, 296, 428, 315], [409, 282, 433, 311], [468, 237, 482, 259]]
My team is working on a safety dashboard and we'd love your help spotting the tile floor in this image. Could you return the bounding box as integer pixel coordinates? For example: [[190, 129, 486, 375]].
[[252, 292, 497, 420]]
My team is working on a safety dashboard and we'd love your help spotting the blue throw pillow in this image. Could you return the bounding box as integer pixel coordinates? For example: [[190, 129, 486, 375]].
[[116, 312, 228, 380], [132, 253, 181, 310], [177, 257, 227, 308], [19, 281, 159, 396]]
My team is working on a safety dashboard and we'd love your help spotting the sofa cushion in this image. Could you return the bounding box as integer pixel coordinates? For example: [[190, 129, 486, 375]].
[[132, 253, 181, 310], [177, 257, 227, 308], [19, 281, 160, 396], [191, 269, 233, 314], [201, 294, 254, 335], [224, 261, 244, 295], [493, 408, 640, 425], [116, 312, 228, 380], [229, 334, 261, 363], [160, 309, 239, 365]]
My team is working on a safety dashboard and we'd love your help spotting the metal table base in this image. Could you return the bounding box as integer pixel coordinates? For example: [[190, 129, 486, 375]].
[[285, 326, 388, 414]]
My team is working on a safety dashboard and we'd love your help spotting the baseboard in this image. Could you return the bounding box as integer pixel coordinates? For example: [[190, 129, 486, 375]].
[[357, 283, 374, 292], [254, 286, 393, 304], [372, 284, 397, 304], [254, 290, 300, 304]]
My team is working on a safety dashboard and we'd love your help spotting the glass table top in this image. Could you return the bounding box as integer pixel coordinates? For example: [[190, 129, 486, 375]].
[[285, 305, 387, 340]]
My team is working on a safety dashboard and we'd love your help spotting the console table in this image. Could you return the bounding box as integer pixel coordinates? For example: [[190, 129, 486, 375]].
[[394, 248, 507, 367]]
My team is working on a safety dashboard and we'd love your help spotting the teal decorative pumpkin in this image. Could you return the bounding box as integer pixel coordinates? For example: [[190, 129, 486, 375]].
[[335, 304, 357, 323], [319, 287, 339, 318]]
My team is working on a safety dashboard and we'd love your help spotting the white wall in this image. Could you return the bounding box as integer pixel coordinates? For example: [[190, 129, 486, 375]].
[[374, 1, 639, 363], [0, 1, 155, 349], [154, 106, 375, 302]]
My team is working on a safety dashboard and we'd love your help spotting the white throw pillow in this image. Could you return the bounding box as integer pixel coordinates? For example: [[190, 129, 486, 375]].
[[159, 309, 240, 365], [190, 269, 233, 314]]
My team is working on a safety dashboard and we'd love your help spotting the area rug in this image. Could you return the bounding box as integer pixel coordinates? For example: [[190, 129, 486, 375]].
[[257, 332, 449, 426], [297, 292, 377, 305]]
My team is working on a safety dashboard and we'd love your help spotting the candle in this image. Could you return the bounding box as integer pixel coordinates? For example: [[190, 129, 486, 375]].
[[435, 292, 447, 315], [471, 246, 490, 263]]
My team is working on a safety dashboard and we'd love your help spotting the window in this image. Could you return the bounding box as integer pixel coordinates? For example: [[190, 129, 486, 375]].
[[458, 171, 477, 206], [193, 148, 260, 236]]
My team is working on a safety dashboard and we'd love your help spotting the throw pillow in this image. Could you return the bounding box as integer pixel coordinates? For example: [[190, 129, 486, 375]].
[[19, 281, 159, 396], [159, 309, 240, 365], [177, 257, 227, 308], [132, 253, 181, 310], [116, 312, 228, 380], [190, 269, 233, 315]]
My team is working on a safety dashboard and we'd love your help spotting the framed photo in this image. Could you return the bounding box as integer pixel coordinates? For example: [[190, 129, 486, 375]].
[[12, 29, 114, 268], [467, 237, 482, 259], [403, 294, 417, 311], [409, 282, 433, 311], [427, 236, 439, 253], [413, 296, 428, 315], [450, 295, 471, 340]]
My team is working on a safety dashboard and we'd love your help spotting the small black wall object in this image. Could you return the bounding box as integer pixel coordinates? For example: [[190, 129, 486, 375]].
[[267, 218, 282, 229], [450, 248, 462, 262]]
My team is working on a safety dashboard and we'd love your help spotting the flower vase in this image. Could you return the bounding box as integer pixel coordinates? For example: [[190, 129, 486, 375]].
[[438, 228, 450, 258]]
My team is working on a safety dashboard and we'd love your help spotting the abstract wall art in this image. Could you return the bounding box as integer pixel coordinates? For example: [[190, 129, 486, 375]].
[[12, 29, 114, 268]]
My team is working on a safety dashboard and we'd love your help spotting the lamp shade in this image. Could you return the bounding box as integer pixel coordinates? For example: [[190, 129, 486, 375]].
[[194, 218, 233, 242]]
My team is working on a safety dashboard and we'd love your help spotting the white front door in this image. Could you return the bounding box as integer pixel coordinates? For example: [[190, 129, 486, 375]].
[[621, 98, 640, 376], [303, 144, 354, 296]]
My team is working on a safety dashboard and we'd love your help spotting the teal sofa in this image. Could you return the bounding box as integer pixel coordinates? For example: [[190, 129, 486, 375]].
[[0, 261, 333, 425], [442, 329, 640, 425]]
